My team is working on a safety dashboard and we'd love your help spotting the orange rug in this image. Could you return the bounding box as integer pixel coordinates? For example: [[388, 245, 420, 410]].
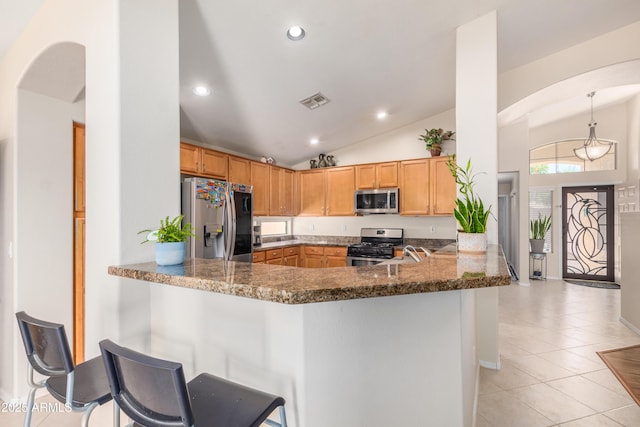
[[597, 344, 640, 406]]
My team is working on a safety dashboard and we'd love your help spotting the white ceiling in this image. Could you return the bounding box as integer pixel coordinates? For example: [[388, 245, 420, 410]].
[[4, 0, 640, 166]]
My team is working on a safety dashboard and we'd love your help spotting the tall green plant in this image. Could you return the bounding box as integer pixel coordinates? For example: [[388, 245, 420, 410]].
[[446, 155, 492, 233], [139, 215, 195, 243], [530, 214, 551, 239]]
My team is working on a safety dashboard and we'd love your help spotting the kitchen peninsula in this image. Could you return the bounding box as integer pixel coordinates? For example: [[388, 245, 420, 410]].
[[110, 245, 510, 426]]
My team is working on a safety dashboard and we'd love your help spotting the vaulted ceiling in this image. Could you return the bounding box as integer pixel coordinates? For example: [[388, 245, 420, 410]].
[[4, 0, 640, 165]]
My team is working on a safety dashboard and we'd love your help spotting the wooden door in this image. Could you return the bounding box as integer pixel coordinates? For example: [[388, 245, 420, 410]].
[[326, 167, 355, 216], [201, 149, 227, 178], [355, 164, 376, 189], [299, 170, 326, 216], [73, 122, 85, 363], [430, 157, 456, 215], [180, 142, 201, 174], [228, 155, 251, 184], [251, 162, 269, 216], [377, 162, 399, 188], [400, 159, 430, 215]]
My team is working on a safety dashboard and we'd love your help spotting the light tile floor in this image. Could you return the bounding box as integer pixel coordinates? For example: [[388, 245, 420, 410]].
[[478, 279, 640, 426], [2, 279, 639, 426]]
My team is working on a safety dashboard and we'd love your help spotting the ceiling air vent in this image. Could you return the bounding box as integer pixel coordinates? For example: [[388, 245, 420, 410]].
[[299, 92, 330, 110]]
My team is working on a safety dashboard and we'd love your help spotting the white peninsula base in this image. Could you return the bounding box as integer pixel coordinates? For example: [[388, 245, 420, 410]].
[[148, 283, 479, 426]]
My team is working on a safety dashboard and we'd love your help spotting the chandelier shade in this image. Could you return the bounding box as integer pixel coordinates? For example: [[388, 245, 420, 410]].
[[573, 92, 614, 161]]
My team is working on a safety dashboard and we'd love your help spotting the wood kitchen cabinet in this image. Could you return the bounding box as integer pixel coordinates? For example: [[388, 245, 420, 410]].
[[429, 157, 456, 215], [265, 248, 284, 265], [180, 142, 227, 179], [355, 162, 398, 189], [228, 155, 251, 184], [299, 167, 354, 216], [298, 169, 326, 216], [326, 167, 355, 216], [302, 246, 347, 268], [324, 246, 348, 267], [399, 159, 430, 215], [251, 162, 270, 216], [252, 251, 266, 264], [269, 166, 295, 216], [282, 246, 300, 267]]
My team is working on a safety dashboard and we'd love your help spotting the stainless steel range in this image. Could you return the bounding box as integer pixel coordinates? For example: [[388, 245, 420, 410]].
[[347, 228, 403, 266]]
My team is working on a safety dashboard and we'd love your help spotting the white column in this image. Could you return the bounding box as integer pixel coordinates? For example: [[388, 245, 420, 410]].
[[85, 0, 180, 355], [456, 11, 500, 369]]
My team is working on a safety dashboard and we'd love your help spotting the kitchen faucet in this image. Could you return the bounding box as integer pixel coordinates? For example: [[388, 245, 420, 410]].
[[403, 245, 422, 262], [403, 245, 432, 262]]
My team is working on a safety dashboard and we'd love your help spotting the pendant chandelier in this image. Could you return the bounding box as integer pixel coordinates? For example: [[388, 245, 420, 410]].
[[573, 92, 614, 161]]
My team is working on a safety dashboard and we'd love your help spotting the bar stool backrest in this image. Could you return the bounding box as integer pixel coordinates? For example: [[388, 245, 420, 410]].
[[16, 311, 74, 376], [99, 339, 194, 427]]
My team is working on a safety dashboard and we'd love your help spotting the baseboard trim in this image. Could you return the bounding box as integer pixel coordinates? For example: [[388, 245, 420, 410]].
[[472, 363, 480, 427], [479, 358, 501, 370], [620, 316, 640, 336]]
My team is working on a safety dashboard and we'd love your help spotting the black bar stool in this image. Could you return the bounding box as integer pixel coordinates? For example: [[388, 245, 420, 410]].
[[99, 339, 288, 427]]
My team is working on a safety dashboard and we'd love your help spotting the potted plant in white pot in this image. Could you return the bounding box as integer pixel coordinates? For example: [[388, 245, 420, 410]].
[[418, 128, 455, 157], [446, 155, 493, 253], [139, 215, 195, 265], [530, 214, 551, 254]]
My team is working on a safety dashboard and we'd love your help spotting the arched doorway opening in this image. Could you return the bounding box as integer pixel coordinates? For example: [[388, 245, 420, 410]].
[[17, 41, 86, 362]]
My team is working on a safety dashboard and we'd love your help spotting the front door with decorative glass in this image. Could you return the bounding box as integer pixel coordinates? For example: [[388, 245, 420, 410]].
[[562, 186, 614, 282]]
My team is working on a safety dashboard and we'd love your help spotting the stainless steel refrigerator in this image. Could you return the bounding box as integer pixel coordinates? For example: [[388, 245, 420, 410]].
[[182, 177, 253, 262]]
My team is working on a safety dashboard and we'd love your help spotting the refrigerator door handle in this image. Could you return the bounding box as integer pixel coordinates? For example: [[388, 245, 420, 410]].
[[228, 191, 237, 259], [224, 193, 232, 260]]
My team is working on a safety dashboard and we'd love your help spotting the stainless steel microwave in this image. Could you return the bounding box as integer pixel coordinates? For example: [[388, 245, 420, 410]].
[[354, 188, 399, 214]]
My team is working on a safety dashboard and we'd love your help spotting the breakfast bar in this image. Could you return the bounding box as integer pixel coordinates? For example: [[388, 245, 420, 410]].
[[109, 245, 510, 426]]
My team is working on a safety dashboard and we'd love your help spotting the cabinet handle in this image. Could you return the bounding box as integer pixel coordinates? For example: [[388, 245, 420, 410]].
[[203, 163, 206, 171], [196, 162, 200, 171]]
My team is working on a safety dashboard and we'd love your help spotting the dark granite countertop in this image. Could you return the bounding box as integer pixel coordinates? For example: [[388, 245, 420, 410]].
[[108, 244, 511, 304]]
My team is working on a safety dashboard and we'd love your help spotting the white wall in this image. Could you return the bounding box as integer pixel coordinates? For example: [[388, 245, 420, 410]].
[[456, 14, 500, 412], [498, 120, 529, 283], [0, 0, 181, 400], [294, 109, 456, 169], [288, 109, 458, 239], [11, 89, 84, 396]]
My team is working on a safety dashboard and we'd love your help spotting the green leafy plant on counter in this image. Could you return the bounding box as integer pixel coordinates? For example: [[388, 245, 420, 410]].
[[530, 214, 551, 240], [138, 215, 195, 243], [446, 154, 493, 233]]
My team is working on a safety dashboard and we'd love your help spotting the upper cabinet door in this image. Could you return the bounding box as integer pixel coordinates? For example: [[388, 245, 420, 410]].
[[298, 169, 326, 216], [180, 142, 201, 175], [430, 157, 456, 215], [326, 167, 355, 216], [201, 149, 227, 179], [400, 159, 430, 215], [355, 164, 376, 189], [376, 162, 398, 188], [281, 168, 295, 215], [355, 162, 398, 189], [269, 166, 283, 215], [228, 155, 251, 184], [251, 162, 269, 216]]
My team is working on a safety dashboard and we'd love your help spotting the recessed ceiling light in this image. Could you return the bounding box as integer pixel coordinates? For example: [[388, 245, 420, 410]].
[[310, 138, 319, 145], [376, 111, 388, 120], [287, 26, 306, 41], [193, 86, 211, 96]]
